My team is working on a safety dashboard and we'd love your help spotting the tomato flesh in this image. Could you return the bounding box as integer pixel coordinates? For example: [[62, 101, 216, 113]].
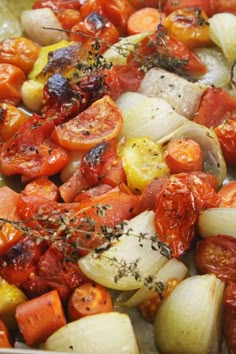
[[195, 235, 236, 282]]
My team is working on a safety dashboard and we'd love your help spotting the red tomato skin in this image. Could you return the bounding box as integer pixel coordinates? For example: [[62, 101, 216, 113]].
[[51, 95, 123, 151], [0, 237, 47, 286], [194, 87, 236, 128], [128, 30, 207, 76], [224, 282, 236, 308], [218, 181, 236, 208], [154, 172, 219, 257], [80, 140, 126, 187], [215, 119, 236, 167], [0, 115, 70, 180], [70, 13, 119, 54], [195, 235, 236, 283], [224, 307, 236, 354], [163, 0, 216, 17]]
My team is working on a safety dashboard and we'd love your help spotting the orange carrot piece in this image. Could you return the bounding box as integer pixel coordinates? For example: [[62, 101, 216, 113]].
[[15, 290, 66, 346], [164, 138, 203, 174], [67, 282, 113, 321], [0, 319, 13, 348], [127, 7, 165, 35]]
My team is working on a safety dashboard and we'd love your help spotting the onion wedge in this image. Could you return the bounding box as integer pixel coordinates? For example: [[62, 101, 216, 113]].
[[44, 312, 139, 354], [78, 211, 169, 291], [116, 258, 188, 308], [116, 92, 188, 144], [198, 207, 236, 239], [154, 274, 225, 354], [21, 8, 68, 46]]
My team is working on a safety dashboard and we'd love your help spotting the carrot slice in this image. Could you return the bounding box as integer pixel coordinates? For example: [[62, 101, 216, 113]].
[[67, 282, 113, 321], [15, 290, 66, 346], [0, 319, 13, 348], [164, 139, 203, 174], [127, 7, 165, 35]]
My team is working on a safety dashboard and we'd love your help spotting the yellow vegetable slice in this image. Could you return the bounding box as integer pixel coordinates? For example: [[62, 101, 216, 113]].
[[0, 276, 27, 329], [119, 137, 169, 193], [28, 40, 70, 80]]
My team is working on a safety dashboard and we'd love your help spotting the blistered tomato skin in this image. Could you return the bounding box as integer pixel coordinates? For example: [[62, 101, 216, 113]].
[[164, 8, 211, 48]]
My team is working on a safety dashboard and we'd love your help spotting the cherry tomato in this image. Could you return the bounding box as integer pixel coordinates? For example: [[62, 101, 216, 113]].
[[224, 307, 236, 353], [67, 282, 113, 320], [100, 0, 135, 35], [108, 64, 144, 94], [0, 237, 46, 286], [79, 0, 103, 19], [164, 8, 211, 48], [0, 63, 25, 106], [28, 243, 88, 300], [0, 223, 23, 256], [33, 0, 82, 11], [128, 28, 207, 76], [134, 177, 168, 215], [0, 37, 40, 74], [42, 73, 87, 125], [218, 181, 236, 208], [194, 87, 236, 128], [70, 13, 119, 54], [57, 8, 81, 30], [0, 103, 29, 142], [51, 95, 123, 151], [215, 119, 236, 167], [0, 114, 70, 181], [154, 172, 219, 257], [224, 282, 236, 308], [80, 140, 126, 186], [163, 0, 215, 17], [195, 235, 236, 282], [214, 0, 236, 15]]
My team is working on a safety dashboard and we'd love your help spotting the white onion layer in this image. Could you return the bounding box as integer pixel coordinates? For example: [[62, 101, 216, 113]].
[[79, 211, 168, 290], [116, 92, 188, 144], [44, 312, 139, 354], [21, 8, 68, 46], [154, 274, 225, 354], [198, 207, 236, 238]]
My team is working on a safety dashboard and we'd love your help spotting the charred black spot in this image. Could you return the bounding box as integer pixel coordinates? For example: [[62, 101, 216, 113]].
[[83, 142, 109, 166], [0, 107, 7, 123], [39, 43, 82, 79], [45, 73, 75, 104], [85, 12, 106, 31]]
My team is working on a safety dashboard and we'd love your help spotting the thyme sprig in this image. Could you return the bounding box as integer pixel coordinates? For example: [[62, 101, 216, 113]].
[[0, 203, 171, 295]]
